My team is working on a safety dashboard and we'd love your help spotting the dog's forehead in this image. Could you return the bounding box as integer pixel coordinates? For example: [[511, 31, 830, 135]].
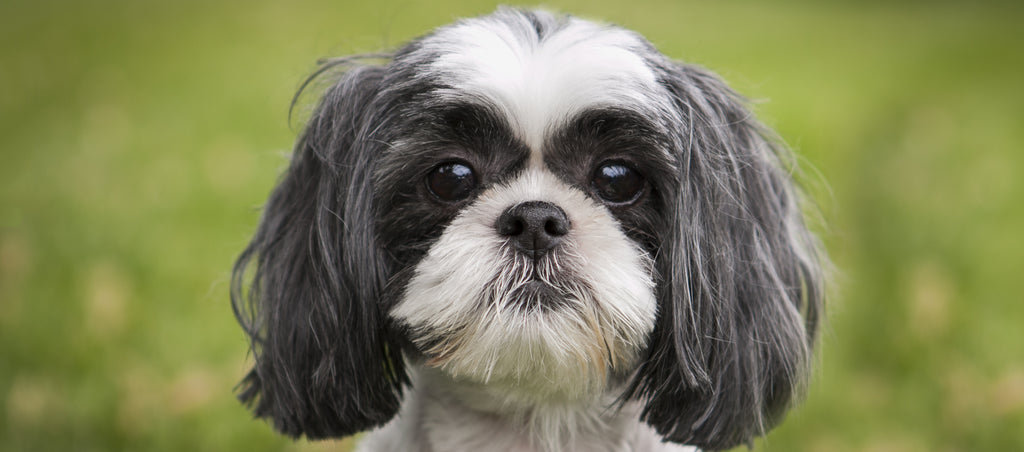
[[412, 12, 663, 151]]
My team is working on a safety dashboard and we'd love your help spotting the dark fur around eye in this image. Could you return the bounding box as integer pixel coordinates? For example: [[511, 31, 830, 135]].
[[544, 108, 675, 253], [372, 101, 528, 267]]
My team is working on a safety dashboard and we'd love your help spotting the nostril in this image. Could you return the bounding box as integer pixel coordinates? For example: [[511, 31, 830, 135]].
[[498, 217, 525, 237], [544, 218, 568, 237]]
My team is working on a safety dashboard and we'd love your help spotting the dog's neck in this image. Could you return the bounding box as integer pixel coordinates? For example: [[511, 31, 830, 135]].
[[356, 365, 696, 452]]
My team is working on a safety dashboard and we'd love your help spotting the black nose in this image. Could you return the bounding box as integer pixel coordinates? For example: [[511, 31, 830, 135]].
[[495, 201, 570, 257]]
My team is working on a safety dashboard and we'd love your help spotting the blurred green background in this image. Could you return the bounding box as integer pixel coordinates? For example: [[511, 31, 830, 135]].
[[2, 0, 1022, 451]]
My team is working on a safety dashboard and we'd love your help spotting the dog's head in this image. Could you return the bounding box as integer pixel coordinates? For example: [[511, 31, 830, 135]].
[[232, 8, 825, 450]]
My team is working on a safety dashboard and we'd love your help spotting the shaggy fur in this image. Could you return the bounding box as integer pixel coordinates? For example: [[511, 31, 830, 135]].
[[232, 8, 825, 452]]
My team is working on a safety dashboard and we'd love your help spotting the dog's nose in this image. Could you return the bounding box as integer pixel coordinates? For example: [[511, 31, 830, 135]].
[[495, 201, 570, 256]]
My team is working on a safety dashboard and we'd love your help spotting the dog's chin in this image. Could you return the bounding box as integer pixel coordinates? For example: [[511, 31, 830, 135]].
[[398, 264, 648, 403], [418, 284, 611, 398]]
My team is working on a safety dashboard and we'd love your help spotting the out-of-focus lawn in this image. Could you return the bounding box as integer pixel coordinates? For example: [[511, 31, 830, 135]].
[[1, 0, 1022, 451]]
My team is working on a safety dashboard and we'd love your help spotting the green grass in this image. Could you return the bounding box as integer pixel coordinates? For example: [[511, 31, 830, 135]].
[[2, 1, 1022, 451]]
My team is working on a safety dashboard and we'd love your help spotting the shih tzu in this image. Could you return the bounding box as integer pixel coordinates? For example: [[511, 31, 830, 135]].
[[232, 8, 826, 452]]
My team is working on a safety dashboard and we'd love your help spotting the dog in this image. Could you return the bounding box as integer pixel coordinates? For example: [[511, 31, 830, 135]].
[[231, 8, 825, 452]]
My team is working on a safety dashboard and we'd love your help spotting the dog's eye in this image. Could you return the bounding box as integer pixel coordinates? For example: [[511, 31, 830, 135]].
[[426, 161, 477, 202], [592, 162, 645, 205]]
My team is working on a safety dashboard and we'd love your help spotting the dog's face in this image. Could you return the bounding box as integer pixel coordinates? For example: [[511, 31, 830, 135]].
[[233, 9, 824, 450], [382, 15, 674, 402]]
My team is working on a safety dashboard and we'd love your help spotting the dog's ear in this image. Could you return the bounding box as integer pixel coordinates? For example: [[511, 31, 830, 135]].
[[630, 62, 825, 450], [231, 62, 406, 439]]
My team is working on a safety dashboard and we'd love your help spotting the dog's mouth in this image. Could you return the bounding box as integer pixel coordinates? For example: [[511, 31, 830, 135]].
[[489, 252, 589, 314], [506, 279, 572, 312]]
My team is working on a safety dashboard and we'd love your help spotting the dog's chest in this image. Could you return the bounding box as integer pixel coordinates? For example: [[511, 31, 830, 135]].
[[354, 383, 698, 452]]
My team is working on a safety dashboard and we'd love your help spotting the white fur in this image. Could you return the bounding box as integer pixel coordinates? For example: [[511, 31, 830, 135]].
[[356, 367, 698, 452], [417, 11, 663, 155], [391, 169, 657, 405]]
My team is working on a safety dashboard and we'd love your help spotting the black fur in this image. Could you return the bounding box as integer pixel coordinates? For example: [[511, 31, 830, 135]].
[[231, 63, 407, 438], [625, 61, 824, 450], [374, 100, 528, 269]]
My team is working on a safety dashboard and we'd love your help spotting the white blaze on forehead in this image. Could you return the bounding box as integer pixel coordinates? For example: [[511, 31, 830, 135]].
[[419, 14, 660, 152]]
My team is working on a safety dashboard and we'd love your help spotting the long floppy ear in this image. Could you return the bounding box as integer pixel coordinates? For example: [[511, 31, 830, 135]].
[[630, 62, 825, 450], [231, 61, 406, 439]]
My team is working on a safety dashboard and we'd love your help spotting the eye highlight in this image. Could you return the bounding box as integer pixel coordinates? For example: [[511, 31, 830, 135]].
[[592, 161, 646, 205], [426, 161, 477, 202]]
